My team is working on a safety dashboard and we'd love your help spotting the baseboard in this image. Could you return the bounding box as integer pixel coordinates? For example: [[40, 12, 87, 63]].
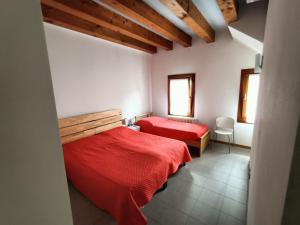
[[211, 139, 251, 150]]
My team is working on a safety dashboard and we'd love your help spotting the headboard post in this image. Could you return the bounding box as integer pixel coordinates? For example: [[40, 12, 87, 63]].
[[135, 112, 153, 122]]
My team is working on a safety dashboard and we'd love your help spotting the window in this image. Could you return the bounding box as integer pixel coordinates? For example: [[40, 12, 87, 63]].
[[238, 69, 260, 123], [168, 74, 195, 117]]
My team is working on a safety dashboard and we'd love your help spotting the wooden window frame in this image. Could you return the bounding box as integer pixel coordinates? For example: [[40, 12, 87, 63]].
[[168, 73, 195, 117], [237, 68, 259, 124]]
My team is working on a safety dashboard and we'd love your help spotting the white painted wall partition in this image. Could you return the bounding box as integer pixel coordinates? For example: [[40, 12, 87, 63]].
[[247, 0, 300, 224], [0, 2, 73, 225]]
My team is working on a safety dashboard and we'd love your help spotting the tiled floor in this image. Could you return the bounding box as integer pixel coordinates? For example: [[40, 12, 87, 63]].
[[69, 143, 250, 225]]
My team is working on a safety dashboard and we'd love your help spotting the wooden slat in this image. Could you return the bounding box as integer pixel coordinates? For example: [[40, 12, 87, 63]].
[[95, 121, 122, 133], [61, 128, 95, 144], [58, 109, 121, 128], [160, 0, 215, 43], [135, 112, 153, 122], [61, 121, 122, 144], [60, 115, 122, 136], [41, 0, 172, 50], [42, 5, 157, 54], [216, 0, 238, 24], [102, 0, 192, 47]]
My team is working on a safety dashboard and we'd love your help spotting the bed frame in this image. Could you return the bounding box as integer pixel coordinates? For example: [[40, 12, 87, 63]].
[[58, 109, 123, 144], [135, 113, 210, 156]]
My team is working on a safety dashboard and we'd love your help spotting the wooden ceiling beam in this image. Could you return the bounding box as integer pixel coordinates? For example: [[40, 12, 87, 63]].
[[41, 0, 172, 50], [160, 0, 215, 43], [102, 0, 192, 47], [216, 0, 238, 24], [42, 5, 157, 54]]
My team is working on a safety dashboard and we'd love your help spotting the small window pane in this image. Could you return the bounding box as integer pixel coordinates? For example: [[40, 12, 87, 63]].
[[245, 74, 260, 123], [169, 79, 190, 116]]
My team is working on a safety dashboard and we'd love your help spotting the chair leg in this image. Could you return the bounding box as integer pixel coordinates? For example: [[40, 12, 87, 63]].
[[211, 132, 217, 150], [210, 133, 214, 150], [227, 135, 231, 154]]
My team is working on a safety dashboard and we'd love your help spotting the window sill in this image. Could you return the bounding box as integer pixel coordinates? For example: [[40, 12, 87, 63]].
[[168, 115, 195, 119], [237, 120, 254, 125]]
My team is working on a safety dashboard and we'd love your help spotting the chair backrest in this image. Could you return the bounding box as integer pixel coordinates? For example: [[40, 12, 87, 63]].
[[216, 117, 234, 130]]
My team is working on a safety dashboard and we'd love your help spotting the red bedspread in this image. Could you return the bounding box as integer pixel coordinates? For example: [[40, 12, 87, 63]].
[[136, 116, 209, 141], [62, 126, 191, 225]]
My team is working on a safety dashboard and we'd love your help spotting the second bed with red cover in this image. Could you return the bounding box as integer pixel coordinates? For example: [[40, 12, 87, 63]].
[[63, 126, 191, 225], [136, 116, 209, 141]]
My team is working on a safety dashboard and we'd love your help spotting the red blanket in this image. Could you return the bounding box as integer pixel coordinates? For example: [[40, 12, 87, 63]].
[[136, 116, 209, 141], [63, 126, 191, 225]]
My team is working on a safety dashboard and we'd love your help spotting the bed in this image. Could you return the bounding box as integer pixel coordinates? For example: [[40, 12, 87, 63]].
[[59, 109, 191, 225], [135, 114, 210, 156]]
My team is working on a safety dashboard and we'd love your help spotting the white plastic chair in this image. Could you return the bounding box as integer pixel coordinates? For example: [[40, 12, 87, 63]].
[[214, 117, 235, 153]]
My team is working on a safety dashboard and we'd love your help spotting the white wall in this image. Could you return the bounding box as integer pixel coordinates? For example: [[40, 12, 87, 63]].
[[44, 23, 152, 119], [151, 31, 257, 146], [247, 0, 300, 224], [0, 1, 73, 225]]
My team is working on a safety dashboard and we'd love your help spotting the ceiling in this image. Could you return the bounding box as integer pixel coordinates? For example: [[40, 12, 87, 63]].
[[43, 0, 262, 54], [143, 0, 227, 36], [144, 0, 264, 36], [99, 0, 251, 37]]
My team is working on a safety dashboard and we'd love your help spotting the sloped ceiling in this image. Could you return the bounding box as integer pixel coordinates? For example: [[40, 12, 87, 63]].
[[247, 0, 262, 3], [229, 0, 268, 53]]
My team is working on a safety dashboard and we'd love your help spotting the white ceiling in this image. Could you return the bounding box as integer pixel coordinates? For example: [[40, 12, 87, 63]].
[[143, 0, 228, 35]]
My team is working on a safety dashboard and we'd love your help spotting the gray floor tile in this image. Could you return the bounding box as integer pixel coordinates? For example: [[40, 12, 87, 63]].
[[217, 213, 246, 225], [155, 188, 178, 202], [142, 199, 169, 221], [178, 182, 203, 200], [202, 178, 226, 194], [223, 185, 248, 204], [159, 206, 188, 225], [207, 170, 230, 183], [147, 217, 161, 225], [183, 171, 209, 187], [159, 191, 197, 215], [190, 201, 220, 225], [185, 217, 207, 225], [227, 176, 248, 191], [168, 175, 203, 199], [214, 164, 233, 173], [221, 197, 247, 221], [230, 168, 248, 180], [197, 189, 224, 210]]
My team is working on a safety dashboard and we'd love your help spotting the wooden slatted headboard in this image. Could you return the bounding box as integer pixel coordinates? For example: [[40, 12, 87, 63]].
[[58, 109, 122, 144], [135, 112, 153, 122]]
